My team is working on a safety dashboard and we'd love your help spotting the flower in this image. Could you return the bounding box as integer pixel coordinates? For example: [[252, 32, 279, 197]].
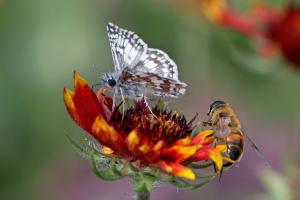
[[174, 0, 260, 38], [64, 71, 226, 180], [199, 1, 300, 69], [254, 4, 300, 68]]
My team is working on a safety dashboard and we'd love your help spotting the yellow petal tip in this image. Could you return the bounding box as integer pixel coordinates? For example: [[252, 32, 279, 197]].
[[63, 88, 75, 111], [73, 71, 87, 88], [176, 167, 196, 180], [209, 149, 223, 170]]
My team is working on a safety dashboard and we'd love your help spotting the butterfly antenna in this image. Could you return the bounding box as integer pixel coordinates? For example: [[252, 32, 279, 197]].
[[92, 83, 103, 91]]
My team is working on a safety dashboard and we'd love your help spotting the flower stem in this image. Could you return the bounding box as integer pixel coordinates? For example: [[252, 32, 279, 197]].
[[137, 194, 150, 200]]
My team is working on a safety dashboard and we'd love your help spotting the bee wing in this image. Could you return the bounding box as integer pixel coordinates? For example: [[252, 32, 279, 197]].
[[120, 68, 187, 98], [107, 23, 147, 71], [244, 132, 272, 168], [133, 48, 179, 80]]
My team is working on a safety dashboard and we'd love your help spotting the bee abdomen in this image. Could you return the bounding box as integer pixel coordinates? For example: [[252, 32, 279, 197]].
[[227, 144, 242, 161], [225, 131, 244, 166]]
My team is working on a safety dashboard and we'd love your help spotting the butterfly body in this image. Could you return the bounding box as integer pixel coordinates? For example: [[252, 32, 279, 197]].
[[101, 23, 187, 101]]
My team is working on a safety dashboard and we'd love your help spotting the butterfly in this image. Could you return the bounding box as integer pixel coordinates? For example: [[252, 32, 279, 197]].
[[101, 22, 187, 109]]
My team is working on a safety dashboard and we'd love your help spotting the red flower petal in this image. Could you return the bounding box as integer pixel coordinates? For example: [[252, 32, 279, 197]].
[[269, 6, 300, 67], [192, 145, 226, 170], [191, 130, 214, 145], [64, 71, 111, 132], [162, 145, 198, 163], [95, 88, 113, 120], [91, 116, 128, 156]]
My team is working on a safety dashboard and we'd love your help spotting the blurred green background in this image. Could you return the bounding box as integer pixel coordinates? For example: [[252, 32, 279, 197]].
[[0, 0, 299, 199]]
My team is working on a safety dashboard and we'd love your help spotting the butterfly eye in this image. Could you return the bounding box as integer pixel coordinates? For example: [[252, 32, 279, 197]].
[[108, 79, 116, 87]]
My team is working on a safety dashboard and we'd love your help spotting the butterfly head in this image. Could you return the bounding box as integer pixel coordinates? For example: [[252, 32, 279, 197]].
[[101, 72, 118, 88]]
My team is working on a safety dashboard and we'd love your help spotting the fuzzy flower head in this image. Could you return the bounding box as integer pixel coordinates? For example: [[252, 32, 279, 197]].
[[64, 71, 227, 191]]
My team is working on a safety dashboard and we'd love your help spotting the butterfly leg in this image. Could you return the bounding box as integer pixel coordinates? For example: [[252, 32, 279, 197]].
[[143, 95, 158, 119], [119, 88, 126, 118], [112, 88, 118, 112]]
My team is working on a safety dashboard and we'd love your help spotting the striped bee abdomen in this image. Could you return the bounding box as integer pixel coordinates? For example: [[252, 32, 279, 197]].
[[225, 130, 244, 166]]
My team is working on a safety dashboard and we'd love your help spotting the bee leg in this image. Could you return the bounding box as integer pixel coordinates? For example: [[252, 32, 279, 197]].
[[202, 121, 213, 128], [213, 163, 217, 173], [202, 121, 212, 126], [218, 166, 224, 183], [212, 161, 224, 183]]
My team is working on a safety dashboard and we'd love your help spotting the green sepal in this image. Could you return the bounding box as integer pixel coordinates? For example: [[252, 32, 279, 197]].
[[66, 134, 90, 159], [191, 125, 203, 137], [157, 171, 215, 190], [66, 134, 111, 162], [189, 162, 214, 169], [170, 176, 214, 190], [90, 151, 125, 181], [133, 172, 156, 198]]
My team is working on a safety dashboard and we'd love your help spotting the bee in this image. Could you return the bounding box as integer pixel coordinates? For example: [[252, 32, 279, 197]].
[[203, 100, 270, 169]]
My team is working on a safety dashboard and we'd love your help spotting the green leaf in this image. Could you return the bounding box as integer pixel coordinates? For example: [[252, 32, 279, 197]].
[[66, 134, 90, 159], [133, 172, 156, 198], [90, 152, 125, 181]]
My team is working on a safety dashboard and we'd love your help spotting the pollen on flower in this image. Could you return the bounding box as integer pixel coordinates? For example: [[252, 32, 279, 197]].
[[153, 140, 164, 151], [101, 146, 114, 155], [117, 102, 195, 145], [126, 130, 140, 149], [138, 144, 150, 154]]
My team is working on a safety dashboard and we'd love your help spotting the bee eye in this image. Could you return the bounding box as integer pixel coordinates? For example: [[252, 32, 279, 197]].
[[210, 100, 226, 112], [108, 79, 116, 87]]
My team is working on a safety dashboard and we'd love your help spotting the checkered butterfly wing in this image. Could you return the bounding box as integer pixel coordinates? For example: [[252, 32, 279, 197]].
[[120, 68, 187, 98], [107, 22, 147, 71], [133, 48, 179, 80]]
